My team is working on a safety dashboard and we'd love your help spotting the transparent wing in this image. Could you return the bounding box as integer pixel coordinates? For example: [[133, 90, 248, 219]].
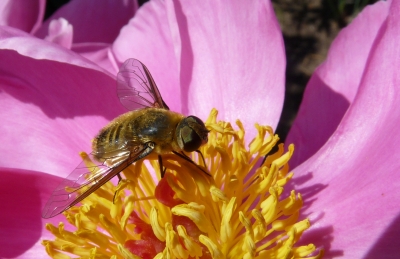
[[42, 143, 153, 218], [117, 58, 169, 110]]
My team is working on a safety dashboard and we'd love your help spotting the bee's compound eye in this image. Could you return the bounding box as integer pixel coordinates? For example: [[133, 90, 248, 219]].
[[176, 116, 208, 152], [186, 116, 205, 127], [180, 125, 203, 152]]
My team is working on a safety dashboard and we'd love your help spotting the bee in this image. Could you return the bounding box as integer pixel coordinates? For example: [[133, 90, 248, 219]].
[[42, 59, 209, 218]]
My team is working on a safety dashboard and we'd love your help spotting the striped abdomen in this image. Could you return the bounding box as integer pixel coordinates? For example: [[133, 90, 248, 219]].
[[92, 109, 184, 157]]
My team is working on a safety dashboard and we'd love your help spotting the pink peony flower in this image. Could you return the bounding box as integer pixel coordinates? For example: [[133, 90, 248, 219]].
[[0, 0, 398, 258]]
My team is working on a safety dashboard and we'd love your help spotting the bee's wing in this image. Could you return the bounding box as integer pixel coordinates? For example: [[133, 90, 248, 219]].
[[42, 143, 153, 218], [117, 58, 170, 110]]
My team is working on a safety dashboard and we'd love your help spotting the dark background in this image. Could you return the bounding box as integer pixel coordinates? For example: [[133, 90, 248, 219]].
[[46, 0, 378, 141]]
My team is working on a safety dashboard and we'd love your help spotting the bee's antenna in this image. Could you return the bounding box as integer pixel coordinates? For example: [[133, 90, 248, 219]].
[[172, 151, 211, 177]]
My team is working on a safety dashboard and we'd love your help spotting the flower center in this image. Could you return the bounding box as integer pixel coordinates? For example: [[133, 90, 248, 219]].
[[42, 109, 323, 259]]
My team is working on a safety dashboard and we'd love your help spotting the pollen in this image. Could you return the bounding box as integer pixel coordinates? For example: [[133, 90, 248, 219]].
[[42, 109, 323, 259]]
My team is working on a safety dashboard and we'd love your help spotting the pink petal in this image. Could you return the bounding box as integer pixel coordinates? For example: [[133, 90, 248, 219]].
[[112, 0, 181, 111], [72, 42, 117, 75], [0, 0, 45, 34], [0, 26, 125, 177], [292, 1, 400, 257], [112, 0, 286, 139], [286, 1, 390, 167], [170, 0, 286, 137], [0, 168, 66, 258], [35, 0, 138, 44]]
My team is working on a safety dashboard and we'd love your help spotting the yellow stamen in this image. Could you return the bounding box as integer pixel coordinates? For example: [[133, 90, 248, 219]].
[[176, 225, 203, 257], [199, 235, 224, 259], [150, 208, 166, 241], [43, 108, 323, 259], [118, 244, 141, 259], [171, 203, 214, 236]]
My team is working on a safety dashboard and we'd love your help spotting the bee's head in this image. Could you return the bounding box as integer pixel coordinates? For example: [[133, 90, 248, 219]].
[[176, 116, 209, 152]]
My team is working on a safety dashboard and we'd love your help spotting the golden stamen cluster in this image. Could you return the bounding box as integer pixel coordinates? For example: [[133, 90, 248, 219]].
[[43, 109, 323, 259]]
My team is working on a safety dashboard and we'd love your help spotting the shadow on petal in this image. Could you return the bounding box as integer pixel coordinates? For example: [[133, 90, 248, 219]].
[[283, 170, 333, 256], [0, 49, 124, 120], [0, 169, 64, 258], [0, 171, 41, 257], [364, 212, 400, 259], [299, 225, 344, 259], [287, 75, 350, 168], [285, 171, 328, 213]]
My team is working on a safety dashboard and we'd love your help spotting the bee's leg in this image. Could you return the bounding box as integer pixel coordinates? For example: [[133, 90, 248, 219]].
[[113, 192, 118, 204], [172, 151, 211, 177], [195, 150, 207, 167], [117, 173, 123, 183], [110, 142, 158, 205], [112, 174, 124, 204], [158, 155, 167, 178]]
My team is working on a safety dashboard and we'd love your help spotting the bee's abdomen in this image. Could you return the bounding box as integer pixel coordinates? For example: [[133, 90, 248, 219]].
[[92, 119, 132, 155], [92, 109, 184, 156]]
